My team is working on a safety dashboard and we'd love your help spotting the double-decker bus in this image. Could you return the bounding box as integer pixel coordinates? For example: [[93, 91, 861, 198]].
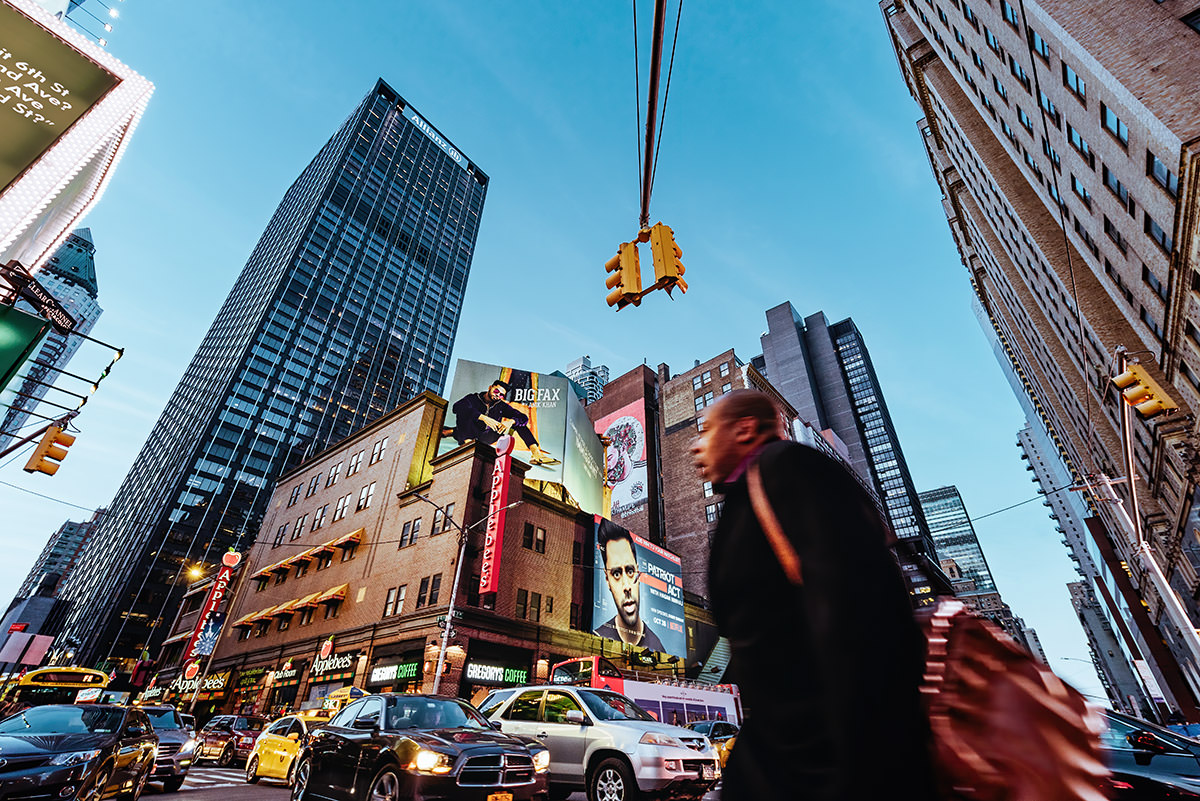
[[0, 667, 110, 714], [550, 656, 742, 726]]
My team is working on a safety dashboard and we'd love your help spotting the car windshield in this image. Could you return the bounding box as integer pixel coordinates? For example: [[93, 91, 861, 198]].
[[235, 717, 265, 731], [578, 690, 655, 722], [477, 690, 514, 717], [0, 705, 125, 734], [144, 708, 183, 729], [387, 698, 489, 731]]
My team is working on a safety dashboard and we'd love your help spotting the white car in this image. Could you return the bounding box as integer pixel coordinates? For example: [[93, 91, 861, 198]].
[[480, 684, 719, 801]]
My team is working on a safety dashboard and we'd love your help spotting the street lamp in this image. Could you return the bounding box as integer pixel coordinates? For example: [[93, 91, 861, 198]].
[[407, 491, 521, 695]]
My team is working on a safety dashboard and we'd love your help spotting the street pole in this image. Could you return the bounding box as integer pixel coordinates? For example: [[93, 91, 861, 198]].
[[639, 0, 667, 229], [409, 492, 521, 695]]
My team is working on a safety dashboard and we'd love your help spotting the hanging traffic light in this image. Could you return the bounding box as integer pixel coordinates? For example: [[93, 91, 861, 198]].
[[23, 425, 76, 475], [605, 241, 642, 310], [648, 222, 687, 295], [1111, 364, 1179, 419]]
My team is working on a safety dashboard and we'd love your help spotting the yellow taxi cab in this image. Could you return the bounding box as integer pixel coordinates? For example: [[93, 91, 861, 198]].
[[685, 719, 739, 768], [244, 712, 330, 785]]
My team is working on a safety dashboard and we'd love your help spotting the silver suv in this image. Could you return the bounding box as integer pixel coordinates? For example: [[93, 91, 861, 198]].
[[141, 705, 196, 792], [480, 685, 719, 801]]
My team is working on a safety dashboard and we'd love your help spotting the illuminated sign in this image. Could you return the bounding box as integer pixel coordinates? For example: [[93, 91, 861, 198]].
[[182, 551, 241, 664], [465, 661, 528, 686], [592, 517, 686, 658], [479, 438, 513, 594], [167, 670, 231, 695], [0, 1, 120, 194], [311, 651, 356, 676], [406, 108, 463, 167], [368, 661, 420, 685]]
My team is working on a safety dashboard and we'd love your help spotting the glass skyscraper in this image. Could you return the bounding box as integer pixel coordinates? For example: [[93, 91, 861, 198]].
[[917, 485, 998, 594], [54, 79, 488, 667]]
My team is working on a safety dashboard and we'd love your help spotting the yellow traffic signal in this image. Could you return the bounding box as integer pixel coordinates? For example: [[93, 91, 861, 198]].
[[1112, 364, 1179, 419], [648, 222, 687, 295], [23, 426, 76, 475], [605, 241, 642, 310]]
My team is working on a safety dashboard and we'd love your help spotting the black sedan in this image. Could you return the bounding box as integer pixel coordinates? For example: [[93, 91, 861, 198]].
[[291, 694, 549, 801], [1101, 709, 1200, 798], [0, 704, 159, 801]]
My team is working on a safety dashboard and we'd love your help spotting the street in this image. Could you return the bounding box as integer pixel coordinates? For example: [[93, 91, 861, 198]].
[[156, 766, 720, 800]]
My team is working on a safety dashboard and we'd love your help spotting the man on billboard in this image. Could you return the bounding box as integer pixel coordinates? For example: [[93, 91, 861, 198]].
[[449, 379, 560, 466], [594, 519, 665, 651]]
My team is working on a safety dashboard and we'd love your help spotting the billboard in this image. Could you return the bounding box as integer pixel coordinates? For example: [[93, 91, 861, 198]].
[[592, 516, 685, 658], [0, 302, 48, 394], [442, 359, 604, 514], [0, 1, 121, 194], [593, 399, 649, 519]]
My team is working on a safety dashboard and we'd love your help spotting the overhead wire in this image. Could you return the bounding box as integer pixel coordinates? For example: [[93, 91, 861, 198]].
[[649, 0, 684, 199], [633, 0, 643, 195]]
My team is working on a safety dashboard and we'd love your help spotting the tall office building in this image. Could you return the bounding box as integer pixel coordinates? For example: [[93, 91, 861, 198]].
[[0, 229, 102, 450], [919, 486, 998, 593], [755, 302, 944, 601], [54, 79, 489, 669], [564, 355, 609, 403], [883, 0, 1200, 714], [11, 508, 105, 602]]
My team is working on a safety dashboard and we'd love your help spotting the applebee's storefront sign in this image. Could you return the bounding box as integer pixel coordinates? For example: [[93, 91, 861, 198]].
[[183, 551, 241, 663], [311, 652, 356, 677], [167, 670, 230, 695], [479, 438, 514, 594]]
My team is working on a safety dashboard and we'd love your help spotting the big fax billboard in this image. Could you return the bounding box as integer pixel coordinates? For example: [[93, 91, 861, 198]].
[[593, 399, 649, 520], [0, 1, 120, 194], [442, 359, 605, 515], [593, 516, 685, 658]]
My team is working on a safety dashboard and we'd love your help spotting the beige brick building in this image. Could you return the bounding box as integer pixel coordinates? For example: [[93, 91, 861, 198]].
[[883, 0, 1200, 714]]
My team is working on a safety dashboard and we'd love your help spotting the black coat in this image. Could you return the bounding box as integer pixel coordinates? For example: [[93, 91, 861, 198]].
[[450, 392, 530, 445], [710, 440, 935, 800]]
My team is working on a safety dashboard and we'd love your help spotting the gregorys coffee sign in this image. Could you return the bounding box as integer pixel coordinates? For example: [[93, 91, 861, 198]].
[[368, 661, 420, 685], [167, 669, 231, 695], [311, 652, 356, 677], [465, 661, 528, 686]]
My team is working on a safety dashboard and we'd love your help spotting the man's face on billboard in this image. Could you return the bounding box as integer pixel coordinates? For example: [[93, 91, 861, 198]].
[[604, 537, 640, 630], [488, 383, 507, 401]]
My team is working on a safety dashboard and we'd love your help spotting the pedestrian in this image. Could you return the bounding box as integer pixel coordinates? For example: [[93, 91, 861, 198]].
[[691, 390, 935, 800]]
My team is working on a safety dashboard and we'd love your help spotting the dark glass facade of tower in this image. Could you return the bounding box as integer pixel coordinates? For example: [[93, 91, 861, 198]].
[[917, 485, 998, 593], [54, 80, 488, 666]]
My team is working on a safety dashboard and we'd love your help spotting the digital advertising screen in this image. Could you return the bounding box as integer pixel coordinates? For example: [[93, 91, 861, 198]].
[[593, 399, 649, 519], [442, 359, 604, 515], [592, 516, 685, 658], [0, 1, 121, 194]]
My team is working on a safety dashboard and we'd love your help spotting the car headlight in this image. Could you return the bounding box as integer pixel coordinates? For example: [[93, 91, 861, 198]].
[[532, 749, 550, 773], [639, 732, 686, 749], [49, 750, 102, 766], [410, 749, 453, 774], [179, 738, 197, 754]]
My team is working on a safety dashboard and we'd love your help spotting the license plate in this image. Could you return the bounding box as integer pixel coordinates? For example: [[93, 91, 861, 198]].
[[701, 764, 716, 780], [487, 794, 513, 801]]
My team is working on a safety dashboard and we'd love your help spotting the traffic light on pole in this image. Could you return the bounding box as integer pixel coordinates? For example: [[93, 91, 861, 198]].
[[605, 241, 642, 310], [1111, 364, 1179, 419], [23, 425, 75, 475], [648, 223, 687, 295]]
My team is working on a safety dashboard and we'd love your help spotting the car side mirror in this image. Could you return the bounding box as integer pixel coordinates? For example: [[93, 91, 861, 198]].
[[287, 732, 300, 741], [488, 720, 503, 730], [125, 726, 145, 737], [564, 710, 588, 725], [1127, 731, 1168, 753], [351, 717, 378, 731]]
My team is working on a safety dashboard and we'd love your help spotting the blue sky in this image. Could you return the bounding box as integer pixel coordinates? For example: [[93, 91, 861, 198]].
[[1, 1, 1104, 699]]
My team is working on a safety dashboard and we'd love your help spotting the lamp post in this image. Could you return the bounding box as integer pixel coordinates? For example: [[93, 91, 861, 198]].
[[408, 491, 521, 695]]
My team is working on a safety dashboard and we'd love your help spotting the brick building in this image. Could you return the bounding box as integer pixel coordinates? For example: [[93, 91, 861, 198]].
[[883, 0, 1200, 714]]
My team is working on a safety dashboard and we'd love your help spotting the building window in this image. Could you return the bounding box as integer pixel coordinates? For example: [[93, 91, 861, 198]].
[[1147, 151, 1179, 197], [383, 585, 406, 617], [703, 481, 714, 498], [316, 551, 333, 570], [347, 450, 364, 475], [292, 514, 307, 540], [1102, 164, 1130, 208], [984, 26, 1001, 55], [324, 599, 341, 620], [237, 627, 251, 641], [570, 602, 581, 630], [1001, 0, 1019, 28], [432, 503, 455, 534], [516, 588, 528, 619], [522, 523, 546, 553], [416, 574, 441, 609], [295, 561, 309, 578], [1182, 361, 1200, 391], [1062, 63, 1086, 103], [333, 493, 350, 521], [312, 504, 328, 531], [1017, 106, 1033, 133], [1143, 265, 1167, 301], [277, 617, 290, 632], [721, 382, 732, 394], [705, 504, 719, 524], [326, 462, 342, 487], [1023, 149, 1043, 181], [694, 391, 715, 412], [356, 482, 375, 511], [274, 570, 287, 586], [1145, 212, 1174, 253], [340, 542, 358, 562], [1029, 28, 1050, 61], [1103, 216, 1127, 254], [993, 76, 1008, 103], [953, 25, 965, 46], [1140, 306, 1164, 340], [399, 518, 421, 548], [288, 484, 302, 507], [254, 621, 270, 638], [1008, 57, 1030, 92], [1038, 90, 1060, 127], [572, 540, 582, 565], [530, 592, 542, 622], [369, 437, 388, 465], [1101, 103, 1128, 146], [1074, 218, 1099, 256], [962, 2, 979, 32], [1184, 9, 1200, 33], [691, 376, 702, 390], [298, 607, 314, 626], [1070, 174, 1091, 208], [971, 48, 985, 72], [306, 474, 321, 498], [719, 362, 730, 377], [1066, 124, 1094, 169], [1000, 120, 1017, 142], [1042, 138, 1060, 171], [273, 524, 287, 548]]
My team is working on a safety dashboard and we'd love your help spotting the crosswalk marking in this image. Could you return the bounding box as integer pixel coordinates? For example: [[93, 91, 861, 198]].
[[182, 767, 248, 789]]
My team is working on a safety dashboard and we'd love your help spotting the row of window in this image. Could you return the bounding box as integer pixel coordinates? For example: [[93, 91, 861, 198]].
[[237, 598, 343, 640], [273, 483, 376, 548], [691, 362, 732, 391], [287, 437, 389, 508], [515, 588, 554, 621]]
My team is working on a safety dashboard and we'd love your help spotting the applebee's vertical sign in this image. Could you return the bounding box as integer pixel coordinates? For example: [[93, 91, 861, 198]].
[[182, 551, 241, 663], [479, 437, 515, 594]]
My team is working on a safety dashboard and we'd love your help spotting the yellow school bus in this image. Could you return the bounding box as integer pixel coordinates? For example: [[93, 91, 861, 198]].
[[0, 667, 110, 713]]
